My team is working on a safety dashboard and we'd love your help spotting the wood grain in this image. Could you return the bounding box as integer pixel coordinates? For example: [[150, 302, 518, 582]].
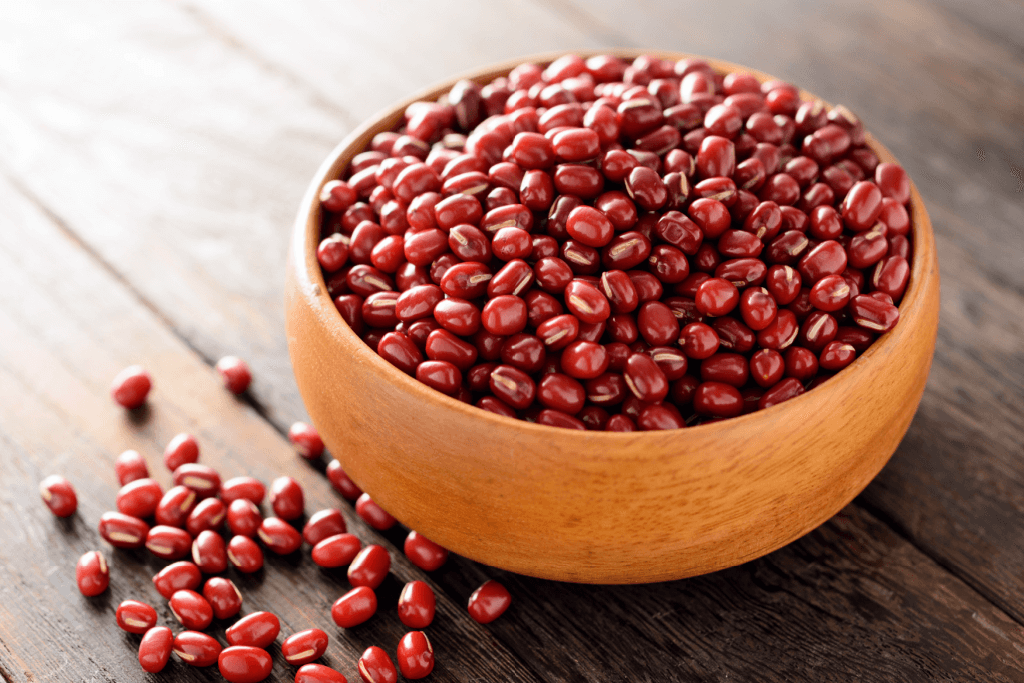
[[0, 175, 541, 682], [0, 0, 1021, 680]]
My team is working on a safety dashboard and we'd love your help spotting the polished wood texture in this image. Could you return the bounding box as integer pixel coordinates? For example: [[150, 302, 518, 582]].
[[286, 51, 941, 583], [1, 2, 1022, 681]]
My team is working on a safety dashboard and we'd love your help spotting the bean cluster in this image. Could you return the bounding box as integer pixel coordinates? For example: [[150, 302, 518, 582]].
[[317, 53, 914, 429], [54, 365, 511, 681]]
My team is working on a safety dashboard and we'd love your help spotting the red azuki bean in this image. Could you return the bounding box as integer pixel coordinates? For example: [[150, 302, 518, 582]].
[[204, 576, 243, 620], [624, 352, 669, 403], [153, 560, 202, 599], [282, 629, 329, 667], [118, 601, 160, 636], [606, 414, 637, 431], [297, 664, 349, 683], [809, 274, 852, 312], [268, 476, 304, 521], [601, 231, 652, 272], [326, 460, 363, 501], [712, 316, 757, 354], [533, 257, 574, 294], [111, 365, 151, 409], [873, 162, 911, 206], [439, 262, 491, 300], [395, 284, 445, 323], [145, 525, 192, 560], [840, 180, 883, 232], [679, 322, 719, 359], [396, 631, 435, 680], [594, 191, 638, 230], [356, 493, 398, 531], [404, 531, 449, 571], [694, 278, 739, 317], [448, 224, 491, 262], [302, 509, 347, 546], [434, 193, 483, 230], [759, 377, 805, 409], [636, 301, 679, 346], [113, 477, 162, 519], [535, 314, 580, 351], [217, 646, 272, 683], [115, 449, 148, 486], [785, 346, 820, 382], [416, 359, 462, 394], [624, 166, 667, 211], [162, 434, 199, 472], [637, 404, 686, 430], [191, 529, 227, 574], [565, 206, 614, 248], [473, 330, 506, 361], [553, 163, 604, 198], [718, 230, 764, 259], [872, 255, 910, 300], [98, 511, 149, 549], [358, 646, 399, 683], [693, 381, 743, 417], [879, 197, 910, 237], [284, 424, 324, 462], [492, 228, 534, 262], [76, 551, 109, 596], [701, 353, 749, 387], [226, 499, 262, 538], [820, 340, 858, 371], [800, 310, 839, 352], [468, 579, 511, 624], [536, 373, 586, 414], [258, 517, 302, 555], [489, 365, 536, 408], [798, 240, 847, 283], [221, 478, 265, 508], [647, 244, 690, 284], [520, 169, 555, 210], [696, 135, 735, 178], [40, 475, 77, 517], [562, 280, 609, 324], [749, 349, 785, 388], [560, 340, 609, 380], [488, 259, 535, 298], [172, 631, 221, 668], [766, 264, 802, 305], [849, 294, 900, 333], [311, 533, 362, 568], [332, 585, 378, 628], [398, 580, 436, 629], [227, 611, 281, 649], [349, 544, 391, 589], [687, 198, 731, 239], [377, 331, 423, 373], [500, 333, 546, 374], [227, 535, 264, 573], [647, 346, 688, 381], [847, 223, 889, 269], [480, 295, 528, 335], [552, 127, 600, 161], [170, 589, 213, 630], [139, 626, 174, 673], [173, 464, 221, 500], [738, 287, 778, 331], [216, 356, 252, 394]]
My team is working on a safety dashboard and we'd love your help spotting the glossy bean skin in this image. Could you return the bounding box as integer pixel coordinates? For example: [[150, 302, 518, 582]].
[[117, 599, 158, 634], [759, 377, 806, 409], [326, 460, 363, 501], [849, 294, 900, 333], [404, 531, 449, 572], [348, 544, 391, 589], [296, 664, 350, 683], [358, 646, 398, 683], [227, 535, 264, 573], [329, 585, 378, 630], [164, 433, 200, 472], [192, 529, 228, 574], [750, 349, 785, 388], [110, 365, 152, 409], [396, 631, 435, 680], [226, 611, 281, 649], [145, 525, 192, 560], [227, 499, 262, 538], [186, 497, 226, 537], [282, 629, 330, 666], [139, 626, 174, 673], [173, 464, 221, 500], [98, 511, 150, 549], [623, 353, 669, 403], [820, 341, 858, 371], [218, 646, 273, 683], [693, 381, 744, 417], [270, 476, 305, 521], [303, 509, 347, 546], [257, 517, 303, 555], [560, 341, 609, 380], [398, 580, 436, 628], [356, 493, 398, 531], [312, 533, 363, 568], [40, 475, 77, 517], [76, 551, 109, 597], [204, 577, 243, 620], [467, 579, 512, 624], [115, 449, 149, 486], [170, 589, 214, 631], [153, 560, 202, 599]]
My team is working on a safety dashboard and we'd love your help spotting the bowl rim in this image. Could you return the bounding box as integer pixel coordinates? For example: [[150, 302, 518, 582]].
[[291, 49, 936, 441]]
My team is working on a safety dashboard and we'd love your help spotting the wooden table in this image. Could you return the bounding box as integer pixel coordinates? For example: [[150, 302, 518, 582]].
[[2, 2, 1022, 681]]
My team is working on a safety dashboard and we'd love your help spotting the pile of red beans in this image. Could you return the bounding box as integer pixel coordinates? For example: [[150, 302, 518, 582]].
[[45, 365, 511, 682], [317, 53, 913, 430]]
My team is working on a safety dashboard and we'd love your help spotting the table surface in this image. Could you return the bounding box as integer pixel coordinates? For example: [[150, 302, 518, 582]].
[[1, 2, 1022, 681]]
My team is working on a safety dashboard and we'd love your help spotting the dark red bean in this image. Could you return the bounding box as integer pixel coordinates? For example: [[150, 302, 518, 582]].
[[480, 295, 528, 335], [423, 329, 478, 371], [204, 576, 243, 620], [139, 626, 173, 673], [416, 360, 462, 395], [312, 533, 362, 568], [40, 475, 77, 517], [404, 531, 449, 572], [800, 311, 839, 352], [356, 493, 398, 531], [113, 478, 162, 520], [358, 646, 399, 683], [395, 631, 435, 680], [282, 628, 329, 667], [738, 287, 778, 331], [162, 434, 200, 473], [783, 346, 819, 382], [326, 460, 363, 501], [693, 381, 743, 417], [679, 322, 719, 359], [115, 449, 148, 486], [841, 180, 883, 232], [349, 544, 391, 589], [560, 341, 609, 380], [687, 198, 731, 238], [301, 509, 347, 547], [695, 278, 739, 317], [173, 464, 221, 500], [624, 166, 668, 210], [172, 631, 221, 668], [396, 580, 437, 629], [606, 414, 637, 431], [847, 223, 889, 269], [218, 646, 273, 683], [624, 352, 669, 403], [268, 476, 304, 521], [872, 255, 910, 300], [287, 423, 324, 462], [637, 404, 686, 430], [468, 579, 512, 624], [711, 316, 757, 353], [759, 377, 805, 409], [820, 341, 858, 371], [808, 274, 852, 312], [798, 240, 847, 283], [227, 535, 264, 573], [225, 611, 280, 650], [257, 517, 302, 555], [116, 599, 158, 634], [696, 135, 736, 178], [701, 353, 749, 387], [226, 498, 262, 538], [190, 529, 226, 574], [520, 169, 555, 210], [875, 163, 911, 205], [536, 373, 586, 414], [76, 551, 109, 597], [98, 511, 149, 549], [750, 349, 785, 387], [297, 664, 349, 683], [144, 525, 190, 560], [636, 301, 680, 346], [170, 589, 213, 630], [766, 264, 802, 305], [332, 585, 378, 628], [111, 365, 151, 409], [849, 294, 900, 333]]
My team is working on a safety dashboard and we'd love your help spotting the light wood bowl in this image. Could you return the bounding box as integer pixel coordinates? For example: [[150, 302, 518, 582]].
[[285, 51, 940, 584]]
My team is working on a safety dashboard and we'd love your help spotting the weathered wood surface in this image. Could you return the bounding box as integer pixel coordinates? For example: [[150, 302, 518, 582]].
[[0, 0, 1022, 681]]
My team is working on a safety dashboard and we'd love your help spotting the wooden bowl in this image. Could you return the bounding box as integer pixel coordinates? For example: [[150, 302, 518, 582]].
[[285, 51, 940, 584]]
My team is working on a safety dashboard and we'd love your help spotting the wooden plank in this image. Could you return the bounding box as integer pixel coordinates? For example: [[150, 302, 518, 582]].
[[0, 176, 542, 682]]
